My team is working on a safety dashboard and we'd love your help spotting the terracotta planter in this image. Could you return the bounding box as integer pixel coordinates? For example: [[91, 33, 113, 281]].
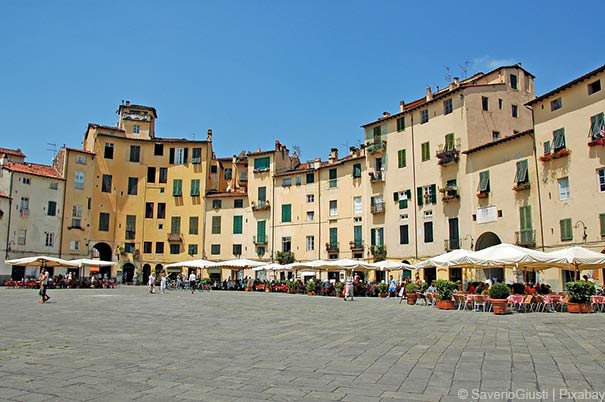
[[307, 291, 314, 296], [491, 299, 510, 315], [436, 300, 454, 310], [568, 303, 591, 314], [378, 293, 387, 298], [406, 293, 418, 305], [265, 287, 271, 293]]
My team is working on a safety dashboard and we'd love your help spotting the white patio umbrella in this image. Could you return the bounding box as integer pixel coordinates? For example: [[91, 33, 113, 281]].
[[164, 259, 217, 269], [415, 249, 474, 269], [548, 246, 605, 280], [211, 258, 265, 268], [252, 263, 284, 272], [447, 243, 567, 269], [371, 260, 415, 271], [5, 256, 79, 268], [69, 258, 117, 279]]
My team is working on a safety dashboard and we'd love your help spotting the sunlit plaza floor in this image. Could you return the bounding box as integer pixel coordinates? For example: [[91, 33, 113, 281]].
[[1, 287, 604, 402]]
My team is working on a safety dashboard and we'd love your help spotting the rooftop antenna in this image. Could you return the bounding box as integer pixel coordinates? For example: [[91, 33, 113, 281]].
[[191, 132, 196, 141], [444, 66, 452, 83], [459, 60, 471, 79], [47, 143, 57, 162], [292, 145, 301, 158]]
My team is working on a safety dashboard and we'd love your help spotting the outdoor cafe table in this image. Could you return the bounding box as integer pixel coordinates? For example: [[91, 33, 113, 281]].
[[507, 295, 524, 311], [543, 294, 565, 312], [592, 295, 605, 312]]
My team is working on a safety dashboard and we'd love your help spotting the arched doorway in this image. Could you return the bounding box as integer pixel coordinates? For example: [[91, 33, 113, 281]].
[[122, 263, 135, 284], [402, 260, 413, 281], [92, 242, 113, 278], [155, 264, 163, 277], [142, 264, 151, 285], [475, 232, 503, 283]]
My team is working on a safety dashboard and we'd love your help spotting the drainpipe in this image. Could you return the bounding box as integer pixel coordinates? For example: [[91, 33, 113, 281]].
[[5, 170, 14, 259], [58, 150, 68, 260], [528, 107, 545, 252], [271, 163, 276, 263], [410, 114, 418, 260], [317, 167, 321, 260]]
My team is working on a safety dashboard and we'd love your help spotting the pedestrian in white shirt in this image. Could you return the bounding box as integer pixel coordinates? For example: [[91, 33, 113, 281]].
[[189, 272, 197, 294], [148, 273, 156, 294]]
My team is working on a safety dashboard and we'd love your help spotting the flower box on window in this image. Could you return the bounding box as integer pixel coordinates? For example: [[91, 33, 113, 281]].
[[512, 183, 531, 191], [551, 148, 570, 159], [476, 191, 489, 199], [588, 138, 605, 147]]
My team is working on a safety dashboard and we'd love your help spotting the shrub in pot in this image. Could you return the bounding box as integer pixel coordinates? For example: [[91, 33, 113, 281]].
[[489, 283, 511, 315], [566, 281, 595, 313], [377, 282, 388, 298], [335, 281, 344, 297], [305, 280, 315, 296], [404, 283, 419, 305], [434, 280, 457, 309]]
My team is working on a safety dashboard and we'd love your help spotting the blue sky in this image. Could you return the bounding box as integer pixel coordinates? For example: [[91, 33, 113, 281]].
[[0, 0, 602, 164]]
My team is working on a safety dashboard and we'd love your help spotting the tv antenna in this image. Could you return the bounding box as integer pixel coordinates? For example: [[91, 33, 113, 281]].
[[444, 66, 452, 83], [47, 143, 57, 161], [459, 60, 471, 79]]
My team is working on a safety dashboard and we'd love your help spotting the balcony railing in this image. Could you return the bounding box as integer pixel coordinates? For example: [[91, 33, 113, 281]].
[[251, 200, 270, 211], [349, 240, 364, 251], [515, 230, 536, 247], [366, 140, 386, 154], [167, 232, 182, 242], [512, 182, 531, 191], [125, 230, 136, 240], [370, 245, 386, 257], [370, 202, 385, 214], [325, 242, 339, 252], [253, 235, 267, 245], [436, 148, 460, 166], [369, 171, 385, 182], [444, 239, 460, 251], [439, 186, 460, 202]]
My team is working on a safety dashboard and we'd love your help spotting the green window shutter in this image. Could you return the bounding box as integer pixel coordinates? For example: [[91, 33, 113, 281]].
[[373, 126, 381, 139], [377, 228, 384, 246], [353, 164, 361, 178], [560, 219, 572, 241], [354, 225, 362, 242], [329, 227, 338, 244], [173, 179, 182, 196], [430, 184, 437, 204], [393, 192, 399, 202], [479, 171, 490, 192], [257, 221, 266, 243], [370, 228, 376, 246], [282, 204, 291, 222], [445, 133, 455, 150], [211, 216, 221, 234], [398, 149, 406, 168], [446, 179, 457, 188], [329, 168, 337, 180], [190, 179, 200, 196], [520, 206, 532, 230], [417, 187, 424, 206], [254, 157, 270, 171], [591, 113, 604, 138], [399, 199, 408, 209], [421, 143, 430, 161], [600, 214, 605, 237], [543, 141, 551, 155], [515, 160, 528, 183], [233, 216, 243, 234], [553, 128, 566, 149]]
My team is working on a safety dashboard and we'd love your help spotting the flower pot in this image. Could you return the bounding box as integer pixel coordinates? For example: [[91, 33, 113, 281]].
[[491, 299, 510, 315], [378, 293, 387, 298], [307, 291, 314, 296], [265, 287, 271, 293], [436, 300, 454, 310], [406, 293, 418, 305], [567, 303, 591, 314]]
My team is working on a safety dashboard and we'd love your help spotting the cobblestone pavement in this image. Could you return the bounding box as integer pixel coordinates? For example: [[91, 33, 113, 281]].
[[0, 287, 604, 402]]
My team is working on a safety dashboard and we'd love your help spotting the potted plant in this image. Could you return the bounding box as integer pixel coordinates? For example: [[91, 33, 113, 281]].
[[434, 279, 457, 310], [287, 280, 297, 294], [305, 280, 315, 296], [335, 281, 344, 298], [566, 281, 596, 313], [489, 283, 511, 315], [377, 282, 388, 298], [405, 283, 419, 305], [476, 191, 489, 199]]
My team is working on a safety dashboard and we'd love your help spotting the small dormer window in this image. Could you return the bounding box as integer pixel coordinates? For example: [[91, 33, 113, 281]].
[[133, 125, 140, 134]]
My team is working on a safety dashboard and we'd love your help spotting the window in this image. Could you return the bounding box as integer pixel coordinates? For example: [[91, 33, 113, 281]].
[[553, 128, 566, 151], [22, 177, 30, 185], [187, 244, 198, 256], [143, 242, 152, 254], [192, 147, 202, 164], [168, 217, 181, 236], [421, 109, 429, 124], [492, 131, 500, 141], [210, 165, 217, 173], [253, 157, 270, 171], [232, 244, 242, 257], [154, 143, 164, 156], [306, 236, 315, 251], [512, 104, 518, 118], [169, 147, 187, 164], [133, 124, 140, 134], [510, 74, 518, 90], [224, 168, 233, 181], [144, 167, 155, 183], [306, 172, 315, 184], [395, 190, 411, 209], [600, 214, 605, 238], [47, 201, 57, 216], [256, 221, 266, 243], [45, 232, 54, 247], [329, 168, 337, 188], [127, 177, 138, 195], [421, 142, 430, 161], [76, 155, 87, 164], [397, 116, 405, 131], [551, 97, 562, 111], [329, 200, 338, 216], [282, 237, 292, 252], [543, 141, 551, 155], [157, 203, 166, 219], [353, 196, 362, 214], [353, 216, 362, 223], [101, 175, 112, 193], [189, 216, 199, 235], [352, 163, 362, 178], [588, 80, 601, 95], [444, 133, 455, 151], [212, 200, 222, 209], [159, 168, 167, 183], [172, 179, 182, 196], [590, 113, 605, 140], [306, 194, 314, 203], [49, 182, 59, 190], [170, 244, 181, 255], [422, 184, 437, 205], [74, 171, 85, 190], [560, 218, 573, 241], [156, 242, 164, 254], [498, 98, 503, 110], [99, 212, 110, 231], [129, 145, 141, 162], [399, 225, 409, 245], [598, 169, 605, 192], [145, 202, 154, 219], [444, 99, 453, 115], [70, 240, 80, 251], [190, 179, 200, 196], [125, 215, 136, 240], [515, 160, 529, 184], [424, 221, 434, 243], [282, 204, 292, 222], [558, 177, 570, 200], [282, 178, 292, 187], [306, 211, 314, 221], [19, 197, 29, 216], [233, 215, 243, 234], [397, 149, 406, 168], [370, 227, 384, 246], [234, 199, 243, 208], [16, 229, 26, 245], [211, 216, 221, 234], [482, 96, 489, 111], [104, 143, 114, 159]]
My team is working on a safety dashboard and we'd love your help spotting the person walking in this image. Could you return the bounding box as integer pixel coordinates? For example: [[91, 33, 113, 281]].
[[38, 268, 50, 303], [344, 275, 354, 301], [189, 271, 197, 294], [387, 275, 397, 298], [148, 272, 156, 294], [160, 272, 167, 294]]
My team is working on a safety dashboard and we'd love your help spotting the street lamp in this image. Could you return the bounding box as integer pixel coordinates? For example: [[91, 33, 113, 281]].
[[574, 220, 588, 243]]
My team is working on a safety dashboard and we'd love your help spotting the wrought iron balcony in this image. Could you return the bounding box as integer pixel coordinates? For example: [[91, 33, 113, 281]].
[[444, 239, 460, 251], [370, 202, 385, 214], [366, 140, 386, 154], [515, 230, 536, 247], [369, 171, 384, 182], [349, 240, 364, 251], [439, 186, 460, 202], [370, 245, 386, 256], [253, 235, 267, 245], [167, 232, 182, 242], [251, 200, 270, 211], [325, 242, 339, 252]]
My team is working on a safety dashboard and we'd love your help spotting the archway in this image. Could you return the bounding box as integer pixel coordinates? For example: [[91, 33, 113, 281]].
[[92, 242, 113, 278], [122, 263, 135, 284], [155, 264, 163, 277], [475, 232, 503, 283], [142, 264, 151, 285]]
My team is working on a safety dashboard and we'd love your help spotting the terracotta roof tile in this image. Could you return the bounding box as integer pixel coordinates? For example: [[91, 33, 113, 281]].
[[65, 146, 96, 155], [205, 191, 248, 198], [526, 64, 605, 106], [3, 161, 64, 180], [462, 129, 533, 155], [0, 147, 26, 158]]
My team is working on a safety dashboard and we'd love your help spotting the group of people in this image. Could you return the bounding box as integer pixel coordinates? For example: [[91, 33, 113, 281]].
[[147, 271, 198, 294]]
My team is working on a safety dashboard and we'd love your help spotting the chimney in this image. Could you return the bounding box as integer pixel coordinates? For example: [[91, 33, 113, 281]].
[[454, 77, 460, 87], [275, 140, 281, 150], [328, 148, 338, 163], [425, 86, 433, 102], [400, 100, 405, 113], [314, 157, 321, 169], [125, 100, 130, 106], [207, 129, 213, 142], [381, 111, 391, 119]]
